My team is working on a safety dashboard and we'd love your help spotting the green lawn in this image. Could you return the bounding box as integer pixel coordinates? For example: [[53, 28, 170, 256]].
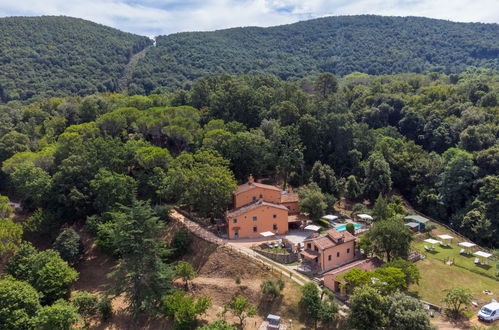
[[411, 225, 499, 306]]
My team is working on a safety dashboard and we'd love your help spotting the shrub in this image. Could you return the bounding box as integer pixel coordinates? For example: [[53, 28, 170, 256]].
[[153, 205, 172, 222], [171, 230, 191, 258], [345, 223, 355, 235], [97, 295, 113, 321], [53, 228, 84, 265], [72, 291, 98, 326]]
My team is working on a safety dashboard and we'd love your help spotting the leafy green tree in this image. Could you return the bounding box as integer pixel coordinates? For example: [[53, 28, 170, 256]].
[[31, 250, 79, 304], [171, 230, 191, 258], [372, 267, 407, 294], [108, 201, 174, 316], [386, 292, 432, 330], [33, 299, 81, 330], [164, 150, 237, 218], [90, 169, 137, 213], [134, 146, 172, 171], [347, 286, 386, 330], [345, 175, 362, 200], [383, 259, 420, 286], [298, 183, 327, 221], [318, 289, 339, 324], [0, 218, 23, 258], [7, 245, 78, 304], [53, 227, 84, 265], [372, 194, 393, 221], [260, 278, 285, 302], [360, 216, 413, 262], [438, 148, 475, 214], [270, 101, 300, 126], [299, 282, 322, 325], [0, 277, 41, 330], [364, 153, 393, 201], [345, 223, 355, 235], [442, 287, 473, 319], [71, 291, 98, 327], [0, 195, 12, 219], [459, 124, 496, 152], [9, 163, 52, 208], [0, 131, 30, 162], [315, 73, 338, 99], [163, 291, 211, 330], [310, 161, 339, 195], [175, 261, 198, 290], [224, 295, 256, 328], [5, 242, 37, 281]]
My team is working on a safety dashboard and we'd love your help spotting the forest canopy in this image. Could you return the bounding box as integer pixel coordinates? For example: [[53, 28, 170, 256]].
[[130, 15, 499, 93], [0, 16, 152, 103], [0, 70, 497, 248]]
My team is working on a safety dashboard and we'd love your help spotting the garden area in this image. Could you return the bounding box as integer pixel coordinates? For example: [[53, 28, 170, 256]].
[[411, 222, 498, 306]]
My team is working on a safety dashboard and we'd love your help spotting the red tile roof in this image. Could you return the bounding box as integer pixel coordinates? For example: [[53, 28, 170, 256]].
[[234, 182, 281, 195], [226, 200, 288, 217], [281, 191, 299, 203], [304, 229, 356, 251], [323, 257, 383, 277]]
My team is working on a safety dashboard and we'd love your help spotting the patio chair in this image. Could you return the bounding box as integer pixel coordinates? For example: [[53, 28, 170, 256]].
[[424, 245, 430, 252], [474, 257, 480, 264], [459, 248, 465, 254]]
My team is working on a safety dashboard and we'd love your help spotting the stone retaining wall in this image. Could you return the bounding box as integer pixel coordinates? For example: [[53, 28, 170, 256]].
[[254, 248, 298, 264]]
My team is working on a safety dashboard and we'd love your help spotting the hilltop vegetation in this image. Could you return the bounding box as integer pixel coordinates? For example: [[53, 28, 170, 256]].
[[130, 15, 499, 93], [0, 16, 152, 103]]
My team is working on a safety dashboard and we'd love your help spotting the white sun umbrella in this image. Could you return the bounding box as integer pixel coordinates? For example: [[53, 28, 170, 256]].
[[322, 215, 338, 222], [423, 238, 441, 249], [459, 241, 476, 254], [260, 231, 275, 237], [437, 234, 454, 246], [474, 251, 493, 264], [357, 214, 373, 221], [304, 225, 321, 232]]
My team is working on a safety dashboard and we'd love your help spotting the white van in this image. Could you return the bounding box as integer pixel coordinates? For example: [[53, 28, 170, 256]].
[[478, 300, 499, 322]]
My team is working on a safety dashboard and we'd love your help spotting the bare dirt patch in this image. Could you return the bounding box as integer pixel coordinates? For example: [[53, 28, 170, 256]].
[[68, 219, 305, 329]]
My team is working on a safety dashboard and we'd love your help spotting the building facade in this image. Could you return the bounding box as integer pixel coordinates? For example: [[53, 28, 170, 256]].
[[226, 176, 299, 239], [300, 229, 357, 272]]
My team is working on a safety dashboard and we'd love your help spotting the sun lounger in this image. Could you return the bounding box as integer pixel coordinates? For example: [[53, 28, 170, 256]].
[[474, 257, 480, 264], [424, 245, 431, 251], [459, 248, 465, 254]]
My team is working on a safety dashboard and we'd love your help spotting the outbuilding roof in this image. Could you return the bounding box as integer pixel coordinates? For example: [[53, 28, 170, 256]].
[[405, 215, 430, 223], [405, 222, 420, 228]]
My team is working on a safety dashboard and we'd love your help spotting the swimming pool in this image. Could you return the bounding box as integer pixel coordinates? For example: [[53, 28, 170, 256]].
[[336, 224, 363, 231]]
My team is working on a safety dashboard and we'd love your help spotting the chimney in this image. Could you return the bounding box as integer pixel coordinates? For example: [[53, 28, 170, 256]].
[[248, 175, 254, 185]]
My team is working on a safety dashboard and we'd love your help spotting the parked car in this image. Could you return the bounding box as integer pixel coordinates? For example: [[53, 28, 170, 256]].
[[478, 300, 499, 322]]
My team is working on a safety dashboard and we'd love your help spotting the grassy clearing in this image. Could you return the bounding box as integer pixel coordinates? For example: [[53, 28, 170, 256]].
[[411, 222, 498, 306], [411, 257, 499, 305]]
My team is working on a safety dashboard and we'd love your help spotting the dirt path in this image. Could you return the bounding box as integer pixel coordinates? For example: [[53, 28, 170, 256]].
[[118, 45, 151, 93]]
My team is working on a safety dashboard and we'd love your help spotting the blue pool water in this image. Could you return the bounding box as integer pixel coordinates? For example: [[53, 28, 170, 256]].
[[336, 224, 362, 231]]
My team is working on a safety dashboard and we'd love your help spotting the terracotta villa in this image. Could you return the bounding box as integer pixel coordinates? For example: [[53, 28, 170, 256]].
[[225, 176, 299, 239]]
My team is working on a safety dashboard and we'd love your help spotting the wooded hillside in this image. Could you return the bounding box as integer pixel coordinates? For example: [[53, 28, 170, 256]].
[[130, 15, 499, 93], [0, 16, 152, 102]]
